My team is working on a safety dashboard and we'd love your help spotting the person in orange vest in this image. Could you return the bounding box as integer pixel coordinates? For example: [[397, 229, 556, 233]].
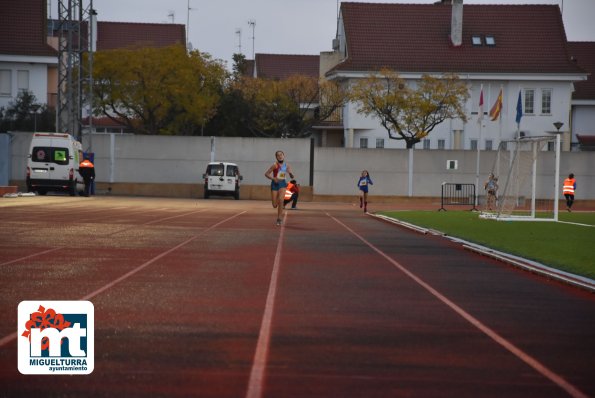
[[79, 157, 95, 197], [283, 179, 300, 209], [562, 173, 576, 212]]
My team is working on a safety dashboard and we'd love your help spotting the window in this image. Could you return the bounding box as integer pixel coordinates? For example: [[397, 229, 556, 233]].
[[17, 70, 29, 92], [541, 89, 552, 114], [206, 164, 224, 176], [485, 35, 495, 46], [438, 139, 446, 150], [485, 140, 493, 151], [0, 70, 11, 96], [375, 138, 384, 148], [471, 36, 482, 46], [32, 146, 69, 165], [226, 165, 239, 177], [524, 89, 535, 114], [423, 139, 431, 150], [547, 141, 555, 151], [470, 139, 478, 151], [360, 138, 368, 148]]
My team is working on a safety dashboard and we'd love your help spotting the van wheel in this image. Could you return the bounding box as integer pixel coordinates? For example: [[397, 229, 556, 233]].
[[38, 189, 47, 196]]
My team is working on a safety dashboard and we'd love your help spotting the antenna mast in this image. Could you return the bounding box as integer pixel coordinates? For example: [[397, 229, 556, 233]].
[[248, 19, 256, 60], [235, 28, 242, 55]]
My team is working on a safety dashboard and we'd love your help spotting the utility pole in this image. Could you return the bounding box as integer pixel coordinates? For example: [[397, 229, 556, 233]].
[[56, 0, 94, 140]]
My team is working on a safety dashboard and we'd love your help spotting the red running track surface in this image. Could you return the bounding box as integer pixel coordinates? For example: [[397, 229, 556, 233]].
[[0, 196, 593, 398]]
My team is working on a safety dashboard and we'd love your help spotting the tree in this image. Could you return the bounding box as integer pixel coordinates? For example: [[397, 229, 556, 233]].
[[350, 69, 469, 148], [92, 45, 227, 135], [235, 74, 347, 138], [0, 91, 54, 132]]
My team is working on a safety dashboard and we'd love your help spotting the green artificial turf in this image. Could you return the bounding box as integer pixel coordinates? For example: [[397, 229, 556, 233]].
[[379, 210, 595, 280]]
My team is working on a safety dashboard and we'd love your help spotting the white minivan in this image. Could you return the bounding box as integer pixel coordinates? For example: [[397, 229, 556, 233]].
[[26, 133, 85, 196], [203, 162, 242, 200]]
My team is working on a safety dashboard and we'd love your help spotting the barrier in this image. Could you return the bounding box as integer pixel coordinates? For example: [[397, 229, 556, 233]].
[[439, 183, 476, 211]]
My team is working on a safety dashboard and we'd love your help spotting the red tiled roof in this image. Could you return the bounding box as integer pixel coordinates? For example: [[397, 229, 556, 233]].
[[567, 42, 595, 100], [332, 3, 583, 75], [255, 54, 319, 80], [82, 116, 127, 128], [0, 0, 57, 57], [96, 21, 186, 51]]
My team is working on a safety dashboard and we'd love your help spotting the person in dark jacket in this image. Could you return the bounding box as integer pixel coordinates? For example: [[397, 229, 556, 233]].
[[79, 158, 95, 197]]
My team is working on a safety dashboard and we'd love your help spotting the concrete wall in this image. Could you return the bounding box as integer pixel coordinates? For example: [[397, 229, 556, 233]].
[[8, 132, 594, 200], [0, 133, 11, 186], [82, 134, 312, 186]]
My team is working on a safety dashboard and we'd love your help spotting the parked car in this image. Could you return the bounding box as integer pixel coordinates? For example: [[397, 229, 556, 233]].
[[202, 162, 242, 200]]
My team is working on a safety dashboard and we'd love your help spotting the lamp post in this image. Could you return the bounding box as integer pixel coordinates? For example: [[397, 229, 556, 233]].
[[552, 121, 564, 221], [30, 104, 41, 132]]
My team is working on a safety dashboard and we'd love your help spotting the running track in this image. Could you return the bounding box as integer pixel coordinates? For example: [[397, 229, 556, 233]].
[[0, 196, 593, 397]]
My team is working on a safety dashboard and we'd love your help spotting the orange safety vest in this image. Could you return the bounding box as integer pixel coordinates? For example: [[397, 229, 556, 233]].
[[562, 178, 575, 195], [79, 159, 94, 168], [284, 183, 295, 200]]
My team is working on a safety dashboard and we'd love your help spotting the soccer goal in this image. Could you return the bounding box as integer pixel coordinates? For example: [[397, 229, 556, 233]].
[[480, 135, 560, 221]]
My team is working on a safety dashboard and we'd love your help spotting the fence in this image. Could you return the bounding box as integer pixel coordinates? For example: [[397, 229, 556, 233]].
[[439, 183, 477, 211]]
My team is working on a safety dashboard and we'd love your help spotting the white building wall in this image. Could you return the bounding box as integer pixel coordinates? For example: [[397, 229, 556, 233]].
[[0, 58, 53, 108], [344, 78, 576, 150]]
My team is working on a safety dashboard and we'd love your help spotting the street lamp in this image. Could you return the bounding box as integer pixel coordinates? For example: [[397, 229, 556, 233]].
[[30, 104, 41, 132], [553, 121, 564, 132]]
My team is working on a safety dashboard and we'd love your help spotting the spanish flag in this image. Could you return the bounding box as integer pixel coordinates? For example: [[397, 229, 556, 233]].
[[489, 88, 503, 121]]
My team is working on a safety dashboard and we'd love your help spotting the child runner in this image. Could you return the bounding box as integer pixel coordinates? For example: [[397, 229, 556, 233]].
[[357, 170, 373, 213], [265, 150, 295, 226]]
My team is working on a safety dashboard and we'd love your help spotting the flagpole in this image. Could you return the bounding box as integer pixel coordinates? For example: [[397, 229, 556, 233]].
[[475, 85, 484, 208]]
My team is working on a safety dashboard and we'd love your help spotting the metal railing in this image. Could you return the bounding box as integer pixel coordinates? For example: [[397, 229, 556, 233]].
[[439, 183, 477, 211]]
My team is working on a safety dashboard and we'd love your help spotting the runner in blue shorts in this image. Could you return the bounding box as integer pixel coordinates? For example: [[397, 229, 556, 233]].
[[357, 170, 373, 213], [265, 150, 295, 226]]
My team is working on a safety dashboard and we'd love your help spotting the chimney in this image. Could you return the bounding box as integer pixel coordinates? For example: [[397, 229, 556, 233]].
[[450, 0, 463, 47]]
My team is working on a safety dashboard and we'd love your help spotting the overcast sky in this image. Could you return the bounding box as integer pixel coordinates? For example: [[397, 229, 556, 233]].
[[50, 0, 595, 69]]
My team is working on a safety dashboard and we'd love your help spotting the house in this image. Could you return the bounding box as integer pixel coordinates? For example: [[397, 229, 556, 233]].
[[567, 41, 595, 150], [0, 0, 58, 111], [245, 53, 343, 146], [252, 53, 319, 79], [1, 0, 186, 134], [323, 1, 588, 151]]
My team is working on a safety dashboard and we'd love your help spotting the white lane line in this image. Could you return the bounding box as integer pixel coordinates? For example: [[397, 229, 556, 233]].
[[105, 209, 208, 235], [328, 213, 588, 398], [0, 211, 246, 349], [245, 212, 288, 398], [0, 248, 62, 267]]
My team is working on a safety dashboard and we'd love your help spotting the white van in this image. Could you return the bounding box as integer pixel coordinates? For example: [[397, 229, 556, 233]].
[[202, 162, 242, 200], [26, 133, 85, 196]]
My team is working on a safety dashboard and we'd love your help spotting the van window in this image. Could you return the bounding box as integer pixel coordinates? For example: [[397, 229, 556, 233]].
[[32, 146, 70, 165], [206, 164, 224, 176], [226, 165, 239, 177]]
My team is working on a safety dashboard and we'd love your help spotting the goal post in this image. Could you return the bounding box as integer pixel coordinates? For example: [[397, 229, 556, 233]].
[[480, 135, 560, 222]]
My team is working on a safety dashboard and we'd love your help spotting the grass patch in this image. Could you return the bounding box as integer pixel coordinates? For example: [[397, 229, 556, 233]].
[[378, 210, 595, 280]]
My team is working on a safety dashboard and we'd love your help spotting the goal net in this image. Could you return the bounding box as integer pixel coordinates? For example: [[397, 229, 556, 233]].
[[480, 136, 558, 221]]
